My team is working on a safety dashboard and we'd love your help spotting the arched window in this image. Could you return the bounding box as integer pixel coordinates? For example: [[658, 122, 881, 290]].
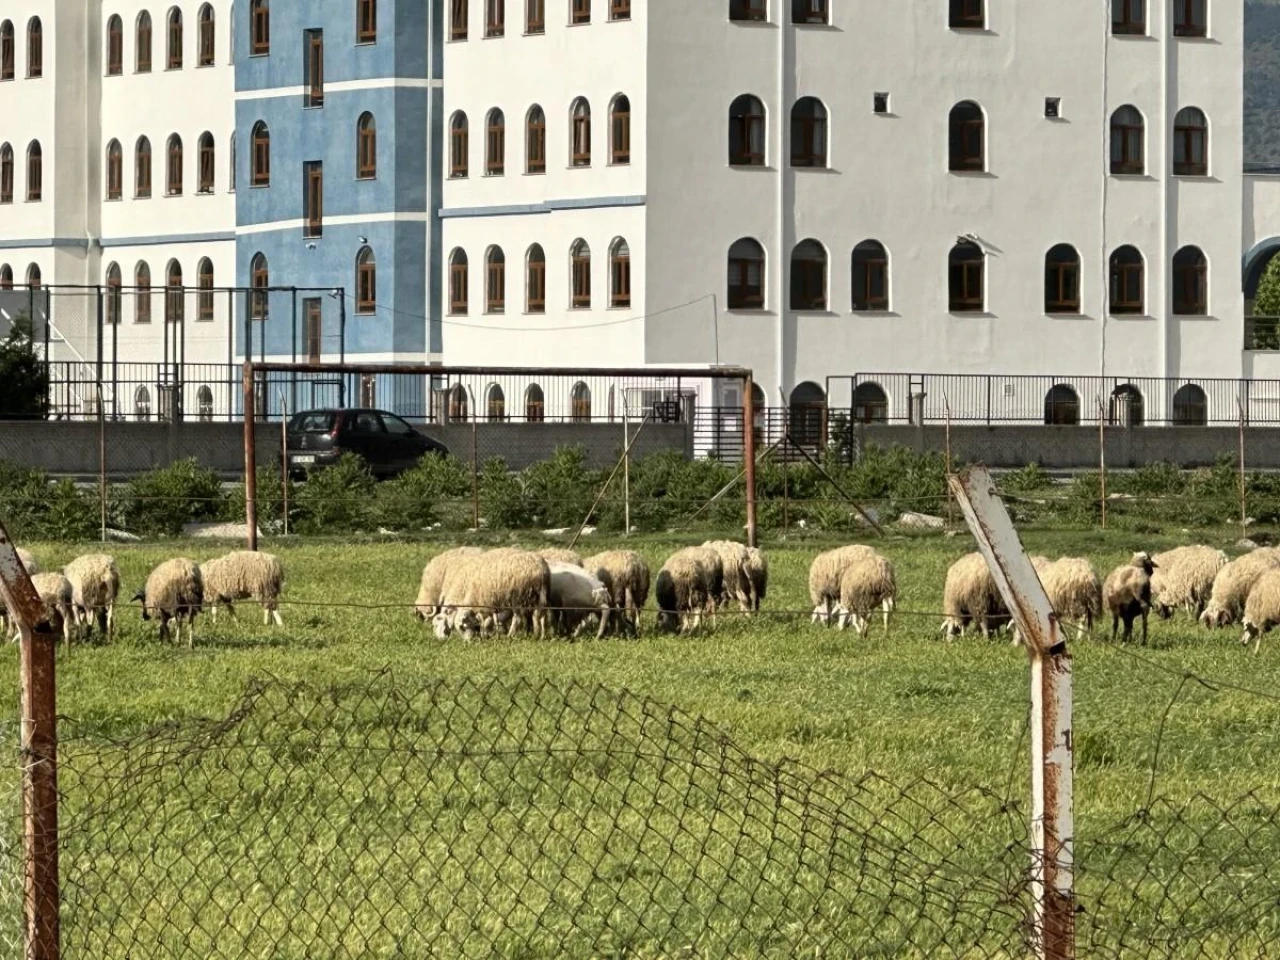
[[229, 133, 236, 190], [167, 7, 183, 69], [610, 95, 630, 164], [851, 240, 889, 311], [487, 384, 506, 421], [1113, 0, 1145, 34], [1109, 384, 1144, 427], [791, 97, 827, 167], [356, 112, 376, 179], [166, 134, 183, 195], [1044, 244, 1081, 313], [250, 252, 268, 320], [570, 382, 591, 422], [1173, 245, 1207, 315], [447, 384, 468, 423], [25, 141, 41, 202], [356, 246, 376, 314], [197, 257, 214, 321], [570, 239, 591, 308], [526, 105, 546, 174], [948, 101, 985, 172], [570, 98, 591, 167], [449, 248, 468, 314], [1173, 107, 1208, 176], [793, 0, 829, 24], [729, 94, 766, 166], [105, 140, 123, 200], [451, 0, 469, 40], [1110, 106, 1144, 175], [26, 17, 41, 78], [135, 261, 152, 323], [853, 382, 889, 424], [1044, 385, 1080, 426], [135, 137, 152, 197], [525, 383, 545, 422], [165, 260, 184, 323], [526, 244, 546, 313], [449, 111, 468, 178], [197, 385, 214, 421], [610, 238, 631, 308], [135, 386, 152, 421], [198, 4, 216, 65], [0, 143, 10, 204], [107, 15, 124, 74], [0, 265, 10, 290], [1172, 384, 1208, 426], [727, 237, 765, 309], [197, 132, 215, 193], [1174, 0, 1206, 37], [486, 108, 505, 175], [105, 263, 122, 324], [790, 239, 827, 310], [25, 264, 40, 289], [1109, 245, 1144, 314], [730, 0, 767, 22], [358, 0, 378, 43], [251, 121, 270, 185], [250, 0, 269, 55], [486, 0, 505, 36], [137, 11, 153, 72], [486, 246, 505, 312], [0, 21, 12, 81], [789, 382, 827, 449], [949, 239, 984, 312]]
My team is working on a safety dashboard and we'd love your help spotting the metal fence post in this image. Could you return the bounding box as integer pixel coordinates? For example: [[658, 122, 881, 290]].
[[744, 373, 758, 548], [243, 362, 258, 552], [0, 525, 60, 960]]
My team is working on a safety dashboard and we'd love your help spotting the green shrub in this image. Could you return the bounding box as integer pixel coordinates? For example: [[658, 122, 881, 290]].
[[1002, 462, 1053, 492], [479, 457, 531, 529], [226, 463, 295, 531], [375, 453, 472, 531], [117, 458, 227, 537], [521, 446, 601, 528], [41, 479, 100, 541], [293, 454, 376, 534]]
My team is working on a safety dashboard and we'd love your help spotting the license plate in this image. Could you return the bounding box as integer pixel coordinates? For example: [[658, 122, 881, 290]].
[[291, 454, 316, 465]]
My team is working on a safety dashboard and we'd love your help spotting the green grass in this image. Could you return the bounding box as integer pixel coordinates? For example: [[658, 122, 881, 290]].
[[6, 528, 1280, 957]]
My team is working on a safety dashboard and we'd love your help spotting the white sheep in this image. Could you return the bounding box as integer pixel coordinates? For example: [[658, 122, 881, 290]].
[[1039, 557, 1103, 642], [413, 546, 485, 622], [538, 548, 583, 567], [941, 551, 1008, 639], [743, 547, 768, 613], [1102, 551, 1157, 645], [583, 550, 650, 636], [1150, 545, 1229, 620], [655, 551, 710, 635], [1240, 568, 1280, 652], [13, 572, 74, 648], [435, 548, 551, 641], [200, 551, 285, 626], [62, 554, 120, 641], [703, 540, 753, 612], [547, 562, 612, 639], [134, 558, 204, 646], [809, 545, 879, 625], [835, 554, 897, 636], [1199, 548, 1280, 629]]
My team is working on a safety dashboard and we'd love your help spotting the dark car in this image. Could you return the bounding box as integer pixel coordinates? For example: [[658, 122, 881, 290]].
[[286, 408, 449, 480]]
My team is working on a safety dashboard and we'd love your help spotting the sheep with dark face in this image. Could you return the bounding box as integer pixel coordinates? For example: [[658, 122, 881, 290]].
[[134, 558, 204, 646], [1102, 551, 1157, 645], [655, 550, 711, 635]]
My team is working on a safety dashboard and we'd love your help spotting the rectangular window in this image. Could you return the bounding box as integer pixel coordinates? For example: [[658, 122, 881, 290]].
[[28, 28, 41, 77], [303, 160, 323, 237], [572, 112, 591, 166], [199, 15, 215, 64], [949, 263, 984, 311], [792, 0, 827, 24], [165, 284, 183, 324], [1110, 264, 1143, 313], [1112, 0, 1145, 35], [527, 259, 545, 312], [487, 118, 505, 175], [571, 0, 591, 24], [610, 0, 630, 20], [106, 284, 121, 325], [109, 29, 123, 74], [1173, 0, 1206, 37], [450, 125, 468, 177], [138, 20, 153, 71], [1045, 263, 1080, 313], [611, 253, 630, 308], [727, 256, 764, 309], [198, 140, 214, 193], [527, 114, 545, 173], [304, 29, 323, 107], [304, 298, 322, 362], [729, 0, 768, 21], [198, 276, 213, 321], [137, 149, 152, 197], [526, 0, 545, 32], [168, 16, 183, 68], [108, 155, 123, 200], [486, 0, 504, 36], [451, 0, 469, 39], [611, 104, 630, 164], [0, 159, 11, 203], [571, 254, 591, 308], [873, 92, 889, 115], [357, 0, 377, 43], [949, 0, 984, 29], [486, 259, 505, 312], [449, 262, 468, 313], [251, 2, 270, 54], [167, 141, 183, 195]]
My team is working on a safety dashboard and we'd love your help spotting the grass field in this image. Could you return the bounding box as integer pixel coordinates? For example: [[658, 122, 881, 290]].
[[5, 527, 1280, 957]]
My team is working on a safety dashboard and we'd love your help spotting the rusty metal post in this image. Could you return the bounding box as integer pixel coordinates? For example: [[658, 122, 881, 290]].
[[1098, 399, 1107, 530], [743, 374, 758, 548], [944, 392, 955, 526], [98, 382, 107, 543], [243, 363, 258, 552], [623, 404, 631, 536], [0, 525, 61, 960], [279, 389, 289, 538], [948, 466, 1075, 960], [471, 418, 480, 531]]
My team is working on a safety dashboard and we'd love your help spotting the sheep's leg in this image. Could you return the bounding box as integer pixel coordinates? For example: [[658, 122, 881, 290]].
[[882, 599, 892, 635], [1255, 631, 1264, 654], [1141, 610, 1149, 646], [1110, 614, 1119, 643], [596, 606, 610, 640], [262, 605, 270, 627], [106, 603, 114, 640], [271, 606, 283, 627], [209, 605, 218, 626]]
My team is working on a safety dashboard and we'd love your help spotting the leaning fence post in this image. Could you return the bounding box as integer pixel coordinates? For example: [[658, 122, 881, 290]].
[[948, 466, 1075, 960], [0, 523, 61, 960]]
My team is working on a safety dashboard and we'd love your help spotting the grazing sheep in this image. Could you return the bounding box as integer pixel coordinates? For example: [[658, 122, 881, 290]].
[[655, 552, 711, 635], [1102, 552, 1157, 645], [538, 548, 583, 567], [1199, 548, 1280, 629], [1039, 558, 1103, 641], [809, 545, 880, 625], [134, 558, 204, 646], [413, 546, 485, 622], [435, 548, 551, 641], [1150, 545, 1229, 620], [1241, 568, 1280, 652], [583, 550, 650, 636], [835, 554, 897, 636], [547, 562, 612, 639], [200, 551, 286, 626], [667, 546, 723, 625], [63, 554, 120, 641], [941, 551, 1009, 639], [743, 547, 768, 613], [12, 572, 74, 648], [703, 540, 753, 612]]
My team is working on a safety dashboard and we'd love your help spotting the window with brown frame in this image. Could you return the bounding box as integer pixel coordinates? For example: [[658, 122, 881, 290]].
[[0, 21, 12, 81], [792, 0, 827, 24], [165, 261, 184, 323], [304, 298, 322, 362], [303, 161, 323, 237], [570, 383, 591, 422], [451, 0, 468, 39], [449, 250, 468, 314], [1110, 105, 1144, 175], [727, 238, 765, 309], [135, 263, 152, 323], [1044, 244, 1081, 313], [0, 265, 11, 290], [107, 16, 124, 75], [949, 0, 983, 29], [107, 140, 123, 200], [949, 241, 984, 312], [526, 106, 546, 173], [250, 0, 269, 55], [526, 245, 546, 312], [486, 109, 505, 175], [357, 0, 377, 43], [1172, 245, 1207, 315], [525, 384, 545, 422], [1112, 0, 1145, 35], [610, 0, 630, 19], [526, 0, 545, 32], [305, 29, 324, 107], [356, 247, 376, 313], [166, 134, 183, 195], [729, 0, 768, 22], [790, 240, 827, 310], [486, 0, 504, 36], [1172, 384, 1207, 426], [0, 144, 11, 204], [105, 265, 122, 324], [197, 258, 214, 320], [26, 18, 41, 78], [729, 94, 766, 166], [610, 96, 630, 164], [357, 112, 377, 178], [136, 137, 152, 197], [1173, 106, 1208, 176], [570, 99, 591, 167], [791, 97, 827, 167], [1173, 0, 1205, 37], [1109, 245, 1144, 315], [486, 385, 505, 421], [25, 264, 40, 289], [137, 12, 153, 71], [948, 101, 984, 172], [251, 122, 270, 185], [198, 5, 215, 64], [486, 247, 505, 312], [25, 141, 41, 202], [570, 240, 591, 308], [250, 253, 268, 320], [167, 8, 183, 69], [196, 133, 214, 193], [449, 112, 469, 177], [851, 240, 889, 311], [571, 0, 591, 25], [610, 239, 630, 308]]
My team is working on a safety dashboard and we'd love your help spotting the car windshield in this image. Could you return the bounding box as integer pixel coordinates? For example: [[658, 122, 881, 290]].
[[289, 412, 336, 434]]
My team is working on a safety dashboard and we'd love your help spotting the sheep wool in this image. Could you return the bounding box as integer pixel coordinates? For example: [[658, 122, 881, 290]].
[[655, 552, 710, 635], [414, 546, 485, 622], [1039, 557, 1103, 640], [941, 551, 1007, 639], [63, 554, 121, 641], [438, 548, 551, 640], [1241, 568, 1280, 652], [583, 550, 650, 636], [546, 562, 613, 639], [809, 545, 880, 624], [836, 554, 897, 636], [1150, 545, 1229, 620], [702, 540, 753, 612], [23, 572, 73, 648], [137, 558, 204, 647], [743, 547, 768, 612], [1199, 548, 1280, 629], [1102, 552, 1156, 645], [200, 551, 286, 627]]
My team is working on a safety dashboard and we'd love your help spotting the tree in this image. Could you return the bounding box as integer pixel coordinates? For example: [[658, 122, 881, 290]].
[[0, 313, 49, 420], [1255, 253, 1280, 318]]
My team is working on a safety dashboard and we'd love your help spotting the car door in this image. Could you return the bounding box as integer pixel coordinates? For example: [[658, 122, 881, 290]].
[[378, 412, 428, 474], [344, 410, 390, 474]]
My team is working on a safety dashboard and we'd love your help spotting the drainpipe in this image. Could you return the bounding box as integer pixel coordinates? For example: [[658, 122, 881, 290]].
[[1099, 0, 1110, 386], [774, 7, 788, 407], [1159, 2, 1172, 402]]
